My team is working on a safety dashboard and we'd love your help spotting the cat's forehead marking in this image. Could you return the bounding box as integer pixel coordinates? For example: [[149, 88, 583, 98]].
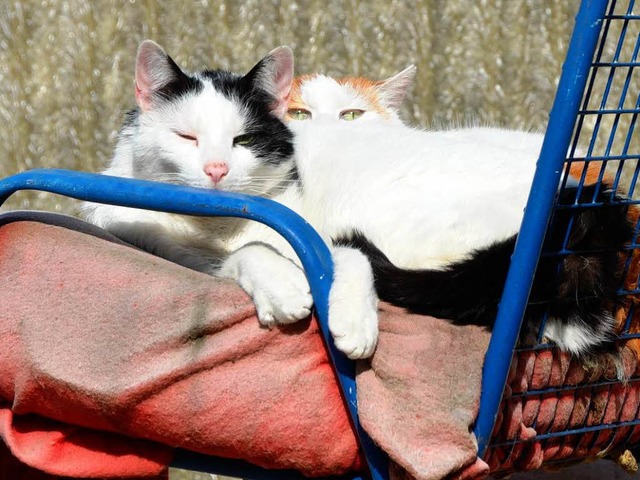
[[290, 74, 317, 107], [166, 81, 245, 136], [292, 75, 368, 118], [290, 74, 389, 119], [338, 77, 388, 117]]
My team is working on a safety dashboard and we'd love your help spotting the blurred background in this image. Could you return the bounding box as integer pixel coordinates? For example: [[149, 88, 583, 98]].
[[0, 0, 582, 215], [3, 1, 639, 479]]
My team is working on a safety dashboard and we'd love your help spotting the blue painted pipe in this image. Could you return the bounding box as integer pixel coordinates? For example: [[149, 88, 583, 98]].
[[0, 168, 387, 480], [473, 0, 609, 457]]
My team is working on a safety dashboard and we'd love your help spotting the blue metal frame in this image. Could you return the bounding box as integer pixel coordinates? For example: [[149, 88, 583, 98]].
[[473, 0, 610, 456], [480, 0, 640, 469], [0, 168, 386, 480], [1, 0, 635, 476]]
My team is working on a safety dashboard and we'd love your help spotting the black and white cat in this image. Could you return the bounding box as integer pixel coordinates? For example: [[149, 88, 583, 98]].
[[82, 41, 378, 360], [84, 40, 631, 360]]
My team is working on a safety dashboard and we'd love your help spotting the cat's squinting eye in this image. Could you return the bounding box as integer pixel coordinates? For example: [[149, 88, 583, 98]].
[[233, 134, 255, 147], [340, 109, 365, 121], [175, 131, 198, 144], [287, 108, 312, 121]]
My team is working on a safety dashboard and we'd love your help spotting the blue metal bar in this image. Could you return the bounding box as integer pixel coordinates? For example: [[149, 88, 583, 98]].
[[628, 152, 640, 196], [473, 0, 609, 457], [489, 415, 640, 447], [508, 377, 640, 398], [0, 168, 387, 480], [592, 1, 637, 199], [580, 107, 640, 113], [560, 0, 609, 191], [610, 54, 640, 197], [0, 169, 334, 291], [622, 303, 636, 334], [577, 1, 627, 201], [592, 60, 640, 66], [569, 153, 640, 160], [604, 14, 640, 19], [618, 214, 640, 304], [609, 94, 640, 199]]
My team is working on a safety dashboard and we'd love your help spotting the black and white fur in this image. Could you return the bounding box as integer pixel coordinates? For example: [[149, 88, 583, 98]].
[[336, 185, 632, 354], [82, 41, 378, 359], [284, 118, 636, 357], [84, 40, 632, 360]]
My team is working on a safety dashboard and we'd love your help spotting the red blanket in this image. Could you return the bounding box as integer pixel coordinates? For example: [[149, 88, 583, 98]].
[[5, 215, 637, 480], [0, 219, 491, 479], [0, 220, 359, 477]]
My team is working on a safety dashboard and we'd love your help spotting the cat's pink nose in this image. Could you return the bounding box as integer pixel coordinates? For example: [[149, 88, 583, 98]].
[[204, 162, 229, 185]]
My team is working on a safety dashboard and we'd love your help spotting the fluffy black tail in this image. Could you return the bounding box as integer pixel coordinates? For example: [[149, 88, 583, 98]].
[[335, 185, 633, 332]]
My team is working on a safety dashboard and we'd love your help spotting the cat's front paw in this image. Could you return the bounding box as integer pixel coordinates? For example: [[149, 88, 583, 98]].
[[329, 247, 379, 359], [220, 245, 313, 327], [251, 263, 313, 327]]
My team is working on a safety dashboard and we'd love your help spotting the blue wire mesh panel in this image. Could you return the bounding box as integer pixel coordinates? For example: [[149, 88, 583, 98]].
[[5, 2, 640, 478], [485, 0, 640, 473]]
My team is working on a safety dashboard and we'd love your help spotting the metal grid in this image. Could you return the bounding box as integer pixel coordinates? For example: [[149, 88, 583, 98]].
[[484, 0, 640, 471], [3, 2, 640, 478]]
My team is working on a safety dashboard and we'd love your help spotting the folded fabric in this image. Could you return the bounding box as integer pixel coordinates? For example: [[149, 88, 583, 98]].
[[2, 210, 639, 480], [0, 219, 361, 477], [0, 215, 495, 480], [358, 304, 491, 480], [486, 347, 640, 475], [0, 414, 170, 479]]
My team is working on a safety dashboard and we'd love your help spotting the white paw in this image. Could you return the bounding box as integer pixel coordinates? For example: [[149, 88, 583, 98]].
[[251, 261, 313, 327], [220, 244, 313, 327], [329, 247, 379, 359]]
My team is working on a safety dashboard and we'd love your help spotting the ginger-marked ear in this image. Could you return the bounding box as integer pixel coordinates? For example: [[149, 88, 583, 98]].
[[377, 65, 417, 112], [135, 40, 185, 111], [244, 46, 294, 119]]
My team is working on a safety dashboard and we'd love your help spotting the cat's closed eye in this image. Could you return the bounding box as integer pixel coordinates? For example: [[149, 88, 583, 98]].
[[233, 134, 256, 147], [340, 109, 365, 121], [174, 131, 198, 145], [287, 108, 312, 121]]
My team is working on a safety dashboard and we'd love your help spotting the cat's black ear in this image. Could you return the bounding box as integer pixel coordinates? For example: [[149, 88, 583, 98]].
[[135, 40, 187, 111], [377, 65, 417, 112], [243, 46, 294, 119]]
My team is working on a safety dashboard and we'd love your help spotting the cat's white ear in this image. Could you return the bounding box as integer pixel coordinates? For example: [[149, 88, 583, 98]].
[[377, 65, 417, 112], [245, 46, 294, 119], [135, 40, 184, 111]]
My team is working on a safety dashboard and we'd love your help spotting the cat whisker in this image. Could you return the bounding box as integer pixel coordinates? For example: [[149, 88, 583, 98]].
[[246, 176, 298, 181]]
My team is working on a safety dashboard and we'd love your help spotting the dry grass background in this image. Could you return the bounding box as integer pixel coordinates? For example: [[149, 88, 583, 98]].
[[0, 0, 582, 216], [3, 0, 640, 478]]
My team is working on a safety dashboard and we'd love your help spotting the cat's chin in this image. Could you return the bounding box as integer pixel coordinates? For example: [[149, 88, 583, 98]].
[[208, 183, 235, 193], [196, 179, 231, 192], [206, 182, 246, 195]]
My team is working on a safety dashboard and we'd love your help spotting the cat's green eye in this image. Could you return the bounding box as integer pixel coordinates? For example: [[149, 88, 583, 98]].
[[340, 109, 365, 121], [233, 134, 255, 147], [287, 108, 312, 121]]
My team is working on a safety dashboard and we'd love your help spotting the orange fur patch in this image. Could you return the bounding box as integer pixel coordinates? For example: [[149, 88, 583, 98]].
[[288, 74, 316, 111], [336, 77, 389, 118], [615, 202, 640, 361], [568, 161, 609, 185], [288, 74, 391, 118], [566, 161, 640, 357]]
